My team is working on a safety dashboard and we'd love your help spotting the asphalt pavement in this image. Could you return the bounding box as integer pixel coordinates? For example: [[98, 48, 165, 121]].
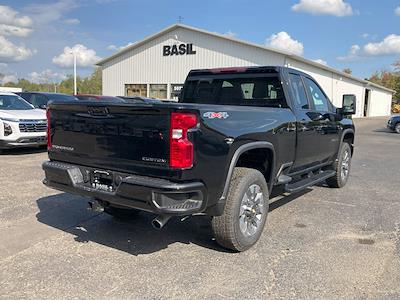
[[0, 117, 399, 299]]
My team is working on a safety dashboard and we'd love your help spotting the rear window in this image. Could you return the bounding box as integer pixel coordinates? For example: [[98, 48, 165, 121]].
[[76, 95, 124, 102], [47, 94, 78, 102], [76, 95, 96, 101], [181, 75, 286, 107], [100, 96, 125, 102]]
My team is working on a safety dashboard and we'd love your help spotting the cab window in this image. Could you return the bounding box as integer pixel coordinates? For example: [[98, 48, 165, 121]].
[[303, 77, 330, 112], [289, 74, 309, 110], [182, 75, 286, 107]]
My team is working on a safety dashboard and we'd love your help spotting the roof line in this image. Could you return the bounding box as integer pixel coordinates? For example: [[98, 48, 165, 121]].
[[97, 23, 395, 93], [97, 23, 181, 65]]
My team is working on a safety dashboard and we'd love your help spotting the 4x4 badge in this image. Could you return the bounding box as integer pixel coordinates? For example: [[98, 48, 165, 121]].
[[203, 112, 229, 119]]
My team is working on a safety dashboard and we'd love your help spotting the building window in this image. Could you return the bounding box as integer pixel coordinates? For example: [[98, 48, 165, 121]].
[[149, 84, 167, 99], [125, 84, 147, 97], [170, 84, 184, 100]]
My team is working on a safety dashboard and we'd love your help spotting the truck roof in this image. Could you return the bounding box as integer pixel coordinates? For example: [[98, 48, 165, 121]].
[[187, 66, 310, 77], [188, 66, 281, 76]]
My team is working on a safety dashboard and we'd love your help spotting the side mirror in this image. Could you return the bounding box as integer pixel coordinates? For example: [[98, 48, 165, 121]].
[[307, 111, 326, 121], [39, 104, 47, 109], [339, 94, 356, 115]]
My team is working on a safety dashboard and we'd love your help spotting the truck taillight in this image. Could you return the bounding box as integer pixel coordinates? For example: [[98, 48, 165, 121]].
[[46, 108, 52, 149], [170, 112, 197, 169]]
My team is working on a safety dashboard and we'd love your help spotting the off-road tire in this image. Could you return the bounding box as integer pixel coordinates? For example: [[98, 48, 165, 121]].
[[212, 167, 269, 252], [104, 205, 140, 220], [326, 142, 352, 188]]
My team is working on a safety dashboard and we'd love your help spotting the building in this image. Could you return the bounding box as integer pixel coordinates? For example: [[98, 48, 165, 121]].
[[0, 87, 22, 93], [97, 24, 393, 118]]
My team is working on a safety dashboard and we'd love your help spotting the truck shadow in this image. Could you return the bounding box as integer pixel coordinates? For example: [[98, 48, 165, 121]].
[[36, 190, 310, 256], [373, 128, 397, 134], [36, 193, 226, 255], [269, 188, 312, 211]]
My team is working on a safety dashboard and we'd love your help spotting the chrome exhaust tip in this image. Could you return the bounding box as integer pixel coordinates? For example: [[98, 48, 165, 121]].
[[152, 215, 171, 230]]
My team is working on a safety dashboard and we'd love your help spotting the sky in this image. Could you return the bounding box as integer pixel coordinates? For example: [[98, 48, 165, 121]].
[[1, 0, 400, 84]]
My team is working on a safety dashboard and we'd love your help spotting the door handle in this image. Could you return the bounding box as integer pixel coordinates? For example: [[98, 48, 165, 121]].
[[299, 119, 307, 132]]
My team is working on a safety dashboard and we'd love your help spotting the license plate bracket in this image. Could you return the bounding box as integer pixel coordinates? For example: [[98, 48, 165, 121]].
[[91, 170, 115, 192]]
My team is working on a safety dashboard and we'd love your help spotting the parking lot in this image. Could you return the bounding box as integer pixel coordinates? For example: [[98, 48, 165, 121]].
[[0, 117, 399, 299]]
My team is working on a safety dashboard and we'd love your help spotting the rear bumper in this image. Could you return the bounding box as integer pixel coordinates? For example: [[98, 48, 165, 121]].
[[42, 161, 206, 216]]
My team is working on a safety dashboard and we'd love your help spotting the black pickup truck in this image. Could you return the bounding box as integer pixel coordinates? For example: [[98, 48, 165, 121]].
[[43, 66, 356, 251]]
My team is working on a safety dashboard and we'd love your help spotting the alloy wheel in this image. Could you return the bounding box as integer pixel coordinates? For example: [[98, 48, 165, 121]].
[[239, 184, 265, 237], [341, 149, 351, 182]]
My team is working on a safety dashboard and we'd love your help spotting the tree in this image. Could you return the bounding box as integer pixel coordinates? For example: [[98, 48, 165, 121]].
[[393, 60, 400, 72], [79, 67, 102, 94], [0, 68, 102, 95], [343, 68, 352, 75], [369, 70, 400, 100]]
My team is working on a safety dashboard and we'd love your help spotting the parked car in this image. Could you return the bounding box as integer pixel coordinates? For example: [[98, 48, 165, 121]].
[[16, 92, 78, 109], [387, 115, 400, 133], [0, 92, 47, 151], [75, 94, 124, 102], [43, 66, 356, 251]]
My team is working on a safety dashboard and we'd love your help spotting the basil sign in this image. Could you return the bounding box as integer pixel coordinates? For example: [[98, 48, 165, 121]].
[[163, 43, 196, 56]]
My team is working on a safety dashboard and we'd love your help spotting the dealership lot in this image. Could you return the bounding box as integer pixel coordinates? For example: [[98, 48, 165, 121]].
[[0, 117, 399, 299]]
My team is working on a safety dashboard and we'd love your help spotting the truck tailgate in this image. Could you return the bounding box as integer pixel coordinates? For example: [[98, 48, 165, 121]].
[[49, 103, 171, 171]]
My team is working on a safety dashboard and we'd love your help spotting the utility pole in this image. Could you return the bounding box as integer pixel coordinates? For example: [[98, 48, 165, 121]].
[[73, 52, 77, 95]]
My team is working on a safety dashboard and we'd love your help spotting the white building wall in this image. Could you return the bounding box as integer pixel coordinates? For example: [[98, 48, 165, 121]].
[[102, 27, 286, 96], [286, 58, 369, 117], [333, 75, 366, 118], [284, 58, 395, 117], [286, 58, 335, 101], [368, 89, 393, 117], [0, 87, 22, 93], [102, 26, 393, 117]]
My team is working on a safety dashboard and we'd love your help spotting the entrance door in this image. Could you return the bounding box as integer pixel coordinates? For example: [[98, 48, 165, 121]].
[[364, 89, 370, 117]]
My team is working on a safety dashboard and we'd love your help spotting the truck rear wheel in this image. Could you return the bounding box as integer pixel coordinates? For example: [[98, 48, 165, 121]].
[[212, 167, 269, 252], [104, 205, 140, 220], [326, 142, 352, 188]]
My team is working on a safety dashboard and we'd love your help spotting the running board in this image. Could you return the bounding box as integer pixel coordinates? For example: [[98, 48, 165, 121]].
[[284, 170, 335, 193], [277, 174, 292, 185]]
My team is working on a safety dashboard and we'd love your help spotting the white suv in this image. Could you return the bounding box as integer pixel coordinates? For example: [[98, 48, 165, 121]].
[[0, 92, 47, 150]]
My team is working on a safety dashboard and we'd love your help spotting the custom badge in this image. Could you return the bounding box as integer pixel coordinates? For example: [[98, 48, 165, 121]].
[[203, 112, 229, 119]]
